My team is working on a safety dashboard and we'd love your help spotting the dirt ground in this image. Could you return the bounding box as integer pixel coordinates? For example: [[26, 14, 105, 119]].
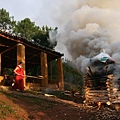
[[1, 89, 120, 120]]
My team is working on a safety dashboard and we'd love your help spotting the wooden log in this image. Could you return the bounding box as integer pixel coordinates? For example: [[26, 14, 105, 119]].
[[57, 58, 64, 90], [85, 77, 109, 80], [112, 100, 120, 103], [86, 95, 108, 99], [86, 66, 93, 76], [84, 73, 115, 104], [86, 93, 108, 97], [109, 93, 119, 96], [107, 74, 114, 79], [41, 52, 48, 87], [84, 74, 113, 80], [86, 91, 108, 94], [86, 93, 108, 96], [85, 88, 107, 91], [26, 75, 43, 79], [107, 88, 115, 91], [87, 96, 109, 99], [87, 98, 108, 102]]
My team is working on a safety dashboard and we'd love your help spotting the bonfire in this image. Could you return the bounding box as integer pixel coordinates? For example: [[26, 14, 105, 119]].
[[84, 50, 120, 110]]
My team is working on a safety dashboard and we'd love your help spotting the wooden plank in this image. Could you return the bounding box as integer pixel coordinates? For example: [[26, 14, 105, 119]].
[[0, 54, 2, 75], [85, 90, 108, 93], [86, 94, 108, 97], [86, 96, 109, 99], [26, 75, 43, 79], [87, 98, 108, 102]]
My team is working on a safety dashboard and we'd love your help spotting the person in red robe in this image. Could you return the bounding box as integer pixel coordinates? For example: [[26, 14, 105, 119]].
[[12, 62, 25, 92]]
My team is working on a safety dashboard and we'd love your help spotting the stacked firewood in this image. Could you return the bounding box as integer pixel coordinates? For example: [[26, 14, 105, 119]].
[[84, 74, 110, 104], [84, 63, 120, 106], [106, 75, 120, 104]]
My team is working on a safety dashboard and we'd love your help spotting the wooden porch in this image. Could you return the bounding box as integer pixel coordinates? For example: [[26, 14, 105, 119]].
[[0, 30, 64, 91]]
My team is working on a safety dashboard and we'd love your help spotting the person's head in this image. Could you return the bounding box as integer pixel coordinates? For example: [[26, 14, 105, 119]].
[[18, 62, 23, 65], [18, 62, 23, 68]]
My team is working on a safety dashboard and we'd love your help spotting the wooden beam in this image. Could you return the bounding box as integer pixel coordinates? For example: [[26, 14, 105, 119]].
[[57, 58, 64, 90], [0, 44, 9, 47], [0, 45, 16, 54], [17, 43, 26, 86], [5, 63, 16, 68], [23, 42, 63, 58], [0, 34, 21, 42], [2, 55, 16, 60], [27, 52, 40, 60], [41, 52, 48, 87], [0, 54, 1, 75]]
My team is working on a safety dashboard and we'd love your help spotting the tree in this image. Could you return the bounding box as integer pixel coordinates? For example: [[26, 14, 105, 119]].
[[63, 59, 83, 93], [0, 8, 57, 49], [0, 8, 16, 33], [33, 26, 57, 49], [14, 18, 57, 49], [13, 18, 39, 40]]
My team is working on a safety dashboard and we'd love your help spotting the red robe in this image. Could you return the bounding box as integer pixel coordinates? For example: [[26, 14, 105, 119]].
[[13, 65, 24, 91]]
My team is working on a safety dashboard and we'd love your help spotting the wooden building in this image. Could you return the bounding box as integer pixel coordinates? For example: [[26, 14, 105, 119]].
[[0, 30, 64, 90]]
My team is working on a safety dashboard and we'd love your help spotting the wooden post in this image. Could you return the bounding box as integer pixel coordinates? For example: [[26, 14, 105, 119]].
[[0, 54, 1, 75], [57, 58, 64, 90], [50, 61, 52, 83], [41, 52, 48, 87], [17, 43, 26, 87]]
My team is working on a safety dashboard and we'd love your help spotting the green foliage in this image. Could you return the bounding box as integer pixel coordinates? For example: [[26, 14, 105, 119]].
[[0, 8, 59, 80], [33, 26, 57, 49], [4, 68, 13, 75], [13, 18, 39, 40], [27, 66, 40, 76], [0, 8, 57, 49], [13, 18, 57, 49], [0, 8, 16, 33], [4, 92, 56, 110], [63, 59, 83, 93], [48, 60, 58, 81], [0, 100, 15, 119]]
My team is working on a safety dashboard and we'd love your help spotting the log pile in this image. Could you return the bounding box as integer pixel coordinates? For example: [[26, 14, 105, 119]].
[[84, 63, 120, 106], [84, 74, 110, 104], [106, 76, 120, 104]]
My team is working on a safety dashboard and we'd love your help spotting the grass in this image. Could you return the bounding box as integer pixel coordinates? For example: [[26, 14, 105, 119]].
[[0, 100, 15, 119], [0, 90, 61, 119], [0, 89, 84, 120], [2, 91, 59, 110]]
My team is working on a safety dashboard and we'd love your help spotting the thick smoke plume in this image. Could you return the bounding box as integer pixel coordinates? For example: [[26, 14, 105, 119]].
[[49, 0, 120, 74]]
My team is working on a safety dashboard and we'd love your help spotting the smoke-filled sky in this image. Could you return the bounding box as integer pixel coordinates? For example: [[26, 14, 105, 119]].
[[1, 0, 120, 73], [52, 0, 120, 73]]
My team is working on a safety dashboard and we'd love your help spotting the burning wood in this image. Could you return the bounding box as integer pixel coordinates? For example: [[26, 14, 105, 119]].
[[84, 51, 120, 109], [86, 66, 93, 77], [97, 102, 102, 110]]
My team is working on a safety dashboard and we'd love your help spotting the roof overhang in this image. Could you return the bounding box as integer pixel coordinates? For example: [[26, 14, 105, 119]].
[[0, 30, 64, 69]]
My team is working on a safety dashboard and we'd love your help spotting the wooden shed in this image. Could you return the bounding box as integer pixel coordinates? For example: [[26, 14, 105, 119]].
[[0, 30, 64, 90]]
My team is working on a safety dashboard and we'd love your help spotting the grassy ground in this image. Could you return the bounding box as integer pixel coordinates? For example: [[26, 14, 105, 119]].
[[0, 99, 15, 119], [1, 88, 120, 120], [0, 88, 87, 120], [0, 89, 81, 120]]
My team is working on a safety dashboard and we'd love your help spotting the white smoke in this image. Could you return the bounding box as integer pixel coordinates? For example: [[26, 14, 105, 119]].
[[49, 0, 120, 73]]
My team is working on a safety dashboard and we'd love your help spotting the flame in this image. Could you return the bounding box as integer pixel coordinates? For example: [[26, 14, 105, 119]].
[[97, 102, 101, 106]]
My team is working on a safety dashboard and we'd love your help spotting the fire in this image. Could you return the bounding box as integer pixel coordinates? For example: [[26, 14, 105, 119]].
[[97, 102, 102, 110], [97, 102, 101, 106]]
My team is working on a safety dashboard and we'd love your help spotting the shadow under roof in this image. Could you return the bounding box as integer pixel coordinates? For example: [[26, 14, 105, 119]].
[[0, 30, 64, 69]]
